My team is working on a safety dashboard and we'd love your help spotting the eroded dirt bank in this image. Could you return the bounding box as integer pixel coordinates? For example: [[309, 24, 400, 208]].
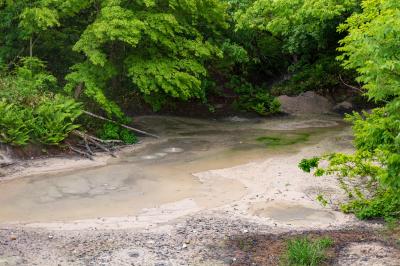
[[0, 115, 399, 265]]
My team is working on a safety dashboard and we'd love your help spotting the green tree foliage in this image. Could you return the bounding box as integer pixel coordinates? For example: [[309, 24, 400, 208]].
[[300, 0, 400, 220], [236, 0, 358, 55], [236, 0, 359, 95], [15, 0, 229, 114]]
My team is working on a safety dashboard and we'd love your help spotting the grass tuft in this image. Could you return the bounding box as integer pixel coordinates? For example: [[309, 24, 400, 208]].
[[281, 237, 333, 266]]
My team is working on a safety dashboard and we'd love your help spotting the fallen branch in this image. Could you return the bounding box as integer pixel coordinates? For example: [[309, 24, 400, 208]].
[[82, 110, 159, 139], [87, 138, 116, 157], [83, 138, 94, 156], [72, 130, 123, 144], [72, 130, 118, 157], [339, 75, 365, 93], [67, 143, 93, 160]]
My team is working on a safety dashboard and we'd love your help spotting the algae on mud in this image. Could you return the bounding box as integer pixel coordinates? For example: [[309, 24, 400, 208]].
[[256, 133, 310, 147]]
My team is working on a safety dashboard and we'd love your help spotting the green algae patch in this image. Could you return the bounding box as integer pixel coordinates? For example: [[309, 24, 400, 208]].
[[256, 133, 310, 147]]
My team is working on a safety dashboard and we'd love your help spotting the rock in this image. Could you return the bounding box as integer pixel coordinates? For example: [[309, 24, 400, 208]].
[[10, 235, 17, 241], [128, 251, 139, 258], [277, 91, 334, 115], [0, 151, 13, 167], [332, 101, 354, 114]]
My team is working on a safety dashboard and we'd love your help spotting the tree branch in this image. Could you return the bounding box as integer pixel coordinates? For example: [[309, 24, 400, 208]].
[[82, 110, 159, 138], [339, 75, 365, 93]]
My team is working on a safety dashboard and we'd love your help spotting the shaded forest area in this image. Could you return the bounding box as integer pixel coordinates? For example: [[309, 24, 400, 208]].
[[0, 0, 399, 221]]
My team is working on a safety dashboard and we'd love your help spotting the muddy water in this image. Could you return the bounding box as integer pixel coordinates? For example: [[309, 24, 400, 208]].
[[0, 115, 345, 223]]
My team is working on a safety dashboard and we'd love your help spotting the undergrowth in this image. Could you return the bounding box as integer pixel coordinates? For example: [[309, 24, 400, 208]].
[[280, 237, 333, 266]]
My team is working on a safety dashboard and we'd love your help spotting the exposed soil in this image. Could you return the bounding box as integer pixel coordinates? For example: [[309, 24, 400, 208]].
[[226, 228, 400, 265]]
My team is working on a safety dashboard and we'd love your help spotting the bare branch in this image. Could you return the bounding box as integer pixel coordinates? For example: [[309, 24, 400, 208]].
[[82, 110, 159, 138]]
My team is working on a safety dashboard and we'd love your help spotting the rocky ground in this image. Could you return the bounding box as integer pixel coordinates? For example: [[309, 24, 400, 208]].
[[0, 215, 399, 266]]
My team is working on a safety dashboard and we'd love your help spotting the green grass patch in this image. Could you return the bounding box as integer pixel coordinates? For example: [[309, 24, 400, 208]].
[[280, 237, 333, 266], [257, 133, 310, 147]]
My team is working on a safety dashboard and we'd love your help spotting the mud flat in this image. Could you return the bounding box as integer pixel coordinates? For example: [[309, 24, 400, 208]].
[[0, 115, 398, 265]]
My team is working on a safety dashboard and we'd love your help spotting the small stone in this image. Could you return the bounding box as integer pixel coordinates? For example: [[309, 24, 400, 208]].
[[10, 235, 17, 241], [128, 251, 139, 258], [223, 257, 233, 264]]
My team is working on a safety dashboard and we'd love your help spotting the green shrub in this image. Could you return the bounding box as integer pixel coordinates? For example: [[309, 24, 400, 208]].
[[0, 58, 83, 146], [227, 76, 280, 115], [0, 57, 57, 106], [281, 237, 333, 266], [298, 157, 320, 173], [299, 107, 400, 221], [99, 123, 137, 144], [0, 100, 32, 145], [31, 96, 82, 145], [271, 56, 349, 96]]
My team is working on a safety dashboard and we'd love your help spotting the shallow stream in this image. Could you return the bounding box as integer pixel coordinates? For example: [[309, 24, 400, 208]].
[[0, 115, 346, 223]]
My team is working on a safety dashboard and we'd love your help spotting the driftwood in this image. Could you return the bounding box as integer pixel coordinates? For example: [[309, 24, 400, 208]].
[[68, 110, 158, 158], [71, 130, 118, 157], [82, 110, 159, 138], [67, 143, 94, 160]]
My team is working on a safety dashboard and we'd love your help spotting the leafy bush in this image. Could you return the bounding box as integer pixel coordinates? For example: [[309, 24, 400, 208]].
[[227, 76, 280, 115], [298, 157, 320, 173], [271, 57, 350, 96], [0, 100, 32, 145], [99, 123, 137, 145], [0, 57, 56, 106], [281, 237, 333, 266], [300, 108, 400, 220], [0, 57, 82, 146], [31, 96, 82, 145]]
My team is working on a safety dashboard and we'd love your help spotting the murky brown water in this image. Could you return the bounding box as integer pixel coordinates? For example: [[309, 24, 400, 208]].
[[0, 115, 345, 223]]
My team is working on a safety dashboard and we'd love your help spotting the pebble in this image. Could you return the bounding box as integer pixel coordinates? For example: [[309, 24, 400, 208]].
[[128, 251, 139, 258]]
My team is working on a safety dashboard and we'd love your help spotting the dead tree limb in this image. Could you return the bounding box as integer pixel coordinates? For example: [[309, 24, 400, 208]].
[[87, 138, 116, 157], [84, 138, 94, 156], [82, 110, 159, 138], [67, 143, 93, 160], [72, 130, 123, 144], [339, 75, 365, 93]]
